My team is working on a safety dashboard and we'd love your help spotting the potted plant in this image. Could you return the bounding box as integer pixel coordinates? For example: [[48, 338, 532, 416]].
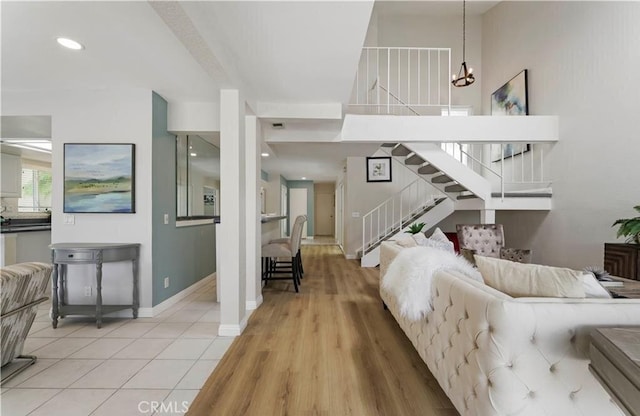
[[406, 222, 426, 235], [612, 205, 640, 245]]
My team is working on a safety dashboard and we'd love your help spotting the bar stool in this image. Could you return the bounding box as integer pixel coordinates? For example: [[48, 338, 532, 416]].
[[269, 215, 306, 278], [261, 218, 304, 292]]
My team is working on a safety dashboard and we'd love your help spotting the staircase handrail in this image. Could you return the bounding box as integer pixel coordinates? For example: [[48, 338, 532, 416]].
[[361, 178, 442, 255]]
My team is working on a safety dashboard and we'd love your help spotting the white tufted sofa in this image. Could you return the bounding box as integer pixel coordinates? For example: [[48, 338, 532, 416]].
[[379, 243, 640, 416]]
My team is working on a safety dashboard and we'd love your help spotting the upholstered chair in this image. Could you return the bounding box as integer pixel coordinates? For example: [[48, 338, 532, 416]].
[[456, 224, 532, 264], [261, 216, 306, 292]]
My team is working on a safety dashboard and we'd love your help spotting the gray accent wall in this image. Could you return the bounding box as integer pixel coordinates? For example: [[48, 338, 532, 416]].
[[152, 92, 216, 306]]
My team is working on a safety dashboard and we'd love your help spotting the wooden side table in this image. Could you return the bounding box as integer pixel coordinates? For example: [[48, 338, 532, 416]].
[[50, 243, 140, 328], [590, 327, 640, 416]]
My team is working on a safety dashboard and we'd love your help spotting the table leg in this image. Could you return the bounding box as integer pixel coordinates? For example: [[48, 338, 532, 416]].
[[96, 250, 103, 328], [132, 250, 139, 319], [51, 256, 59, 329], [59, 264, 66, 318]]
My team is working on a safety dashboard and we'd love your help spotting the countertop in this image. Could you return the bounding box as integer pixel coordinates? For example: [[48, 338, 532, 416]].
[[261, 215, 286, 223], [1, 218, 52, 234]]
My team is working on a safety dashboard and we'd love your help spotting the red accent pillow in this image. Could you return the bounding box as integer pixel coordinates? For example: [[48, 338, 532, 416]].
[[444, 232, 460, 253]]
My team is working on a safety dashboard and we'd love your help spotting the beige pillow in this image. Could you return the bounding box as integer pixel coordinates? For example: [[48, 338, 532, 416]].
[[475, 255, 586, 298], [396, 235, 417, 248]]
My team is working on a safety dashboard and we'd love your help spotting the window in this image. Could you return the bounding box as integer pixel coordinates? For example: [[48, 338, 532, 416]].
[[18, 168, 52, 212]]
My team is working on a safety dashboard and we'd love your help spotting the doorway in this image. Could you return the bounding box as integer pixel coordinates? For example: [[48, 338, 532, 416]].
[[314, 183, 334, 237]]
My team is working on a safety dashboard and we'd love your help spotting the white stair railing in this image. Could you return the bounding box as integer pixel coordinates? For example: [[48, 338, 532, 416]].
[[439, 142, 552, 197], [362, 179, 443, 255], [350, 47, 452, 115]]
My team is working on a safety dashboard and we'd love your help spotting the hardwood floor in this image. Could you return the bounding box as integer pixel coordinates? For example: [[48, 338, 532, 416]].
[[189, 245, 457, 416]]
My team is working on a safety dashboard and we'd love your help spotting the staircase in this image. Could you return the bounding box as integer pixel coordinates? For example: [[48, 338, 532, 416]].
[[360, 141, 553, 267]]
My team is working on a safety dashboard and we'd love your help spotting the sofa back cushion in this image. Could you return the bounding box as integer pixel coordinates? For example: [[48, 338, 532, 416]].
[[475, 255, 586, 298]]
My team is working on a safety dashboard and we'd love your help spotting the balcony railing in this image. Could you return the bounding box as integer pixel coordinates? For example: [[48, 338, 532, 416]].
[[350, 47, 452, 115]]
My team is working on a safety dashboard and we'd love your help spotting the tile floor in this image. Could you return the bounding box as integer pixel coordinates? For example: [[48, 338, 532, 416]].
[[0, 280, 234, 416]]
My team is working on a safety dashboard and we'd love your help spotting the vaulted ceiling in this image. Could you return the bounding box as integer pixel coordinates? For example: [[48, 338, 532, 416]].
[[1, 1, 499, 182]]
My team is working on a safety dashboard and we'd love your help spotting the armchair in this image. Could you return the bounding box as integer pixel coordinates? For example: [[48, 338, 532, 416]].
[[456, 224, 532, 264], [1, 262, 52, 382]]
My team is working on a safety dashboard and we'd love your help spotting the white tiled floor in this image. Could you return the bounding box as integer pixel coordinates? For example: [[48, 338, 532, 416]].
[[0, 280, 234, 416]]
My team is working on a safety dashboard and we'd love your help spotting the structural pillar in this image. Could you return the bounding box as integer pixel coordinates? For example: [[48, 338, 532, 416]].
[[218, 89, 247, 336], [480, 209, 496, 224], [245, 115, 262, 310]]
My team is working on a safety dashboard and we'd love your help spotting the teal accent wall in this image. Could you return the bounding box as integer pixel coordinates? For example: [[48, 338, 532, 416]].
[[151, 92, 216, 306], [261, 170, 269, 181], [280, 175, 289, 234], [287, 180, 314, 237]]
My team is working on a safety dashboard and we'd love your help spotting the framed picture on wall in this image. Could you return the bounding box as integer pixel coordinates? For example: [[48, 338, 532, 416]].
[[491, 69, 530, 161], [63, 143, 136, 213], [366, 156, 392, 182]]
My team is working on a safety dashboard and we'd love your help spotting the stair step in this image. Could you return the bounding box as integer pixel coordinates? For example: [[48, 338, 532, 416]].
[[391, 145, 411, 156], [444, 184, 467, 193], [418, 164, 439, 175], [490, 192, 553, 198], [405, 154, 426, 165], [432, 174, 453, 184], [381, 143, 397, 148], [457, 194, 479, 200]]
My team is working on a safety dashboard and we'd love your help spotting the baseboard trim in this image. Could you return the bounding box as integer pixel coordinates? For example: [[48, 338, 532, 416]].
[[345, 254, 357, 260], [127, 273, 215, 318], [218, 314, 248, 336], [246, 295, 263, 310]]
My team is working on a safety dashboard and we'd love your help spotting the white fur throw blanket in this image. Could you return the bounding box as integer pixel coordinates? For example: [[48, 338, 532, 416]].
[[381, 246, 483, 321]]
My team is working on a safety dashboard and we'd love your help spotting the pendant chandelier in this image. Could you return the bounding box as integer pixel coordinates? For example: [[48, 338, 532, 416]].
[[452, 0, 475, 87]]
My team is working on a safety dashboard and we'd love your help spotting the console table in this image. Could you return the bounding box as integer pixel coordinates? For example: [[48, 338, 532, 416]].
[[49, 243, 140, 328], [605, 243, 640, 281]]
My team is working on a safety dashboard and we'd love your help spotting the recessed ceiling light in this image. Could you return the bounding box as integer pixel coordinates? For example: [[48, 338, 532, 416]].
[[190, 152, 197, 157], [301, 177, 307, 180], [261, 153, 269, 157], [56, 37, 84, 50]]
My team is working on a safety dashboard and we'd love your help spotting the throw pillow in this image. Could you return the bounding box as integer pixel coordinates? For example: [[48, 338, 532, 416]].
[[419, 227, 455, 253], [396, 235, 417, 248], [475, 255, 586, 298], [582, 273, 612, 298], [412, 232, 428, 245]]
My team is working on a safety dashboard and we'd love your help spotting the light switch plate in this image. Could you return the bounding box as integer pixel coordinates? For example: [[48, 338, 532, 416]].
[[352, 212, 360, 218], [164, 214, 169, 225], [64, 214, 75, 225]]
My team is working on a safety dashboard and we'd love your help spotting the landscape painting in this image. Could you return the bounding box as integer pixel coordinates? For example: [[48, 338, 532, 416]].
[[64, 143, 135, 213]]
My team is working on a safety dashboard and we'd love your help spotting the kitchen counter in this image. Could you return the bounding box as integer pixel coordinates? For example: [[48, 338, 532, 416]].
[[1, 217, 52, 233], [261, 215, 286, 223], [1, 224, 51, 233]]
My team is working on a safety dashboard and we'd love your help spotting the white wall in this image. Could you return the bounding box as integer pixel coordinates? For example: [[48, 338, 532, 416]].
[[3, 88, 154, 308], [482, 1, 640, 268], [344, 151, 434, 257], [367, 10, 483, 113]]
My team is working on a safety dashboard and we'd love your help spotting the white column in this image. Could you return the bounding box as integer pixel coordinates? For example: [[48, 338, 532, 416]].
[[480, 209, 496, 224], [245, 115, 262, 310], [218, 89, 247, 336]]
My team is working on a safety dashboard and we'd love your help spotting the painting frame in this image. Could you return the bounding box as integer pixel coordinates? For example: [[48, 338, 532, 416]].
[[63, 143, 136, 213], [366, 156, 392, 183], [491, 69, 530, 162]]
